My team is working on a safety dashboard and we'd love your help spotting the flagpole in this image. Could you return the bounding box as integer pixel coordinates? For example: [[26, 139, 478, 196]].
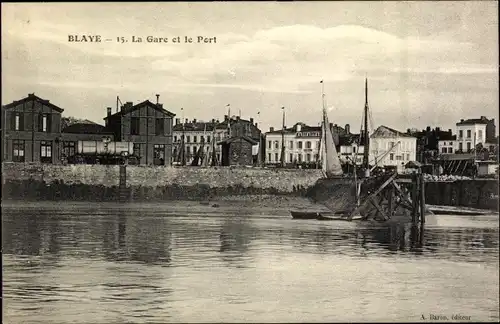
[[281, 106, 285, 168]]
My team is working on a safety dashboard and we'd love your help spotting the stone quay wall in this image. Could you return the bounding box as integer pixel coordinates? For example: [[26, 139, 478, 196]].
[[1, 163, 323, 201], [1, 163, 498, 210]]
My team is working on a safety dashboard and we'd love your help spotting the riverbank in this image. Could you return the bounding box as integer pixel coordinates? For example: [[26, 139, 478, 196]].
[[2, 163, 498, 211]]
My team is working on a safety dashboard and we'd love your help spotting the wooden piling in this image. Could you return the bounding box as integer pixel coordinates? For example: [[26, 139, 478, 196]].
[[419, 171, 426, 225], [411, 173, 418, 224], [119, 165, 127, 202]]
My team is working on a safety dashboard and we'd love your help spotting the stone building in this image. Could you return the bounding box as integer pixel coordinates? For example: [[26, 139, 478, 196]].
[[104, 100, 175, 166], [2, 93, 64, 163], [218, 135, 258, 166]]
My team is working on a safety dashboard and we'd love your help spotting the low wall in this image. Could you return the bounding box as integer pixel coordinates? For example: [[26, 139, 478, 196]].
[[1, 163, 323, 201], [425, 180, 498, 211], [1, 163, 498, 210]]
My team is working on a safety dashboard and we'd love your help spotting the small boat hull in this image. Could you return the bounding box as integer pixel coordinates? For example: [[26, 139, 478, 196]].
[[290, 211, 322, 219]]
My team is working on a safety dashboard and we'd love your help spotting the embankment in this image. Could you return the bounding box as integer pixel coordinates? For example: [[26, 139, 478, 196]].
[[1, 163, 498, 211], [1, 163, 323, 201]]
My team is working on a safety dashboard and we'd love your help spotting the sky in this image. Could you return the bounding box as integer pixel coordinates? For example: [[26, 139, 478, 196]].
[[1, 2, 498, 134]]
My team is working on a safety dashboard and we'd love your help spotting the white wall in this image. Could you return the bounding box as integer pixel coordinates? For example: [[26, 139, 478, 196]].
[[438, 140, 456, 154], [456, 124, 487, 152], [265, 133, 321, 163]]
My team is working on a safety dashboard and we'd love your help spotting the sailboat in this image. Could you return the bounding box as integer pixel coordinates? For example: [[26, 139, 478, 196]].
[[291, 81, 345, 220]]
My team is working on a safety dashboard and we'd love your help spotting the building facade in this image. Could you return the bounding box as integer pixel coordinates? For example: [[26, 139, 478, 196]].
[[2, 94, 64, 164], [264, 122, 349, 166], [104, 100, 175, 166], [172, 115, 262, 166], [456, 117, 489, 153], [370, 126, 417, 170]]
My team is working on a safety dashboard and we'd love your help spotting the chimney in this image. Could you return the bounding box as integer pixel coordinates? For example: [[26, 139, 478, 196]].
[[224, 115, 229, 121], [157, 104, 163, 109], [436, 127, 440, 132], [175, 118, 180, 125], [270, 127, 274, 132], [448, 129, 452, 133], [185, 118, 188, 124], [216, 119, 220, 123], [106, 107, 112, 117], [122, 102, 133, 111], [236, 116, 240, 121], [426, 126, 431, 132], [250, 118, 254, 124], [481, 116, 486, 120], [460, 119, 464, 122], [193, 118, 197, 123], [296, 124, 302, 132], [156, 94, 160, 105], [345, 124, 350, 134], [255, 123, 258, 128], [407, 128, 411, 134], [212, 118, 215, 123]]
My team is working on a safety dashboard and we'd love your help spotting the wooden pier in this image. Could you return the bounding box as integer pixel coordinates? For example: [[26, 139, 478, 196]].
[[346, 171, 429, 227]]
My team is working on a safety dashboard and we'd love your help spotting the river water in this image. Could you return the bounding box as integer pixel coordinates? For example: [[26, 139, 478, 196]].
[[2, 201, 499, 323]]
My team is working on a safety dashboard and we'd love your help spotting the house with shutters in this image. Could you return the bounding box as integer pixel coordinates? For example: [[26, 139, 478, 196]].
[[2, 93, 63, 163]]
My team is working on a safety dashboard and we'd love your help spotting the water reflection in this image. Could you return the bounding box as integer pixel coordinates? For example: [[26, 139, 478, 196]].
[[2, 203, 499, 323]]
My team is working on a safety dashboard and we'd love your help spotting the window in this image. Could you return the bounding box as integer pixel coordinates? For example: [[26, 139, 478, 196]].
[[353, 146, 356, 153], [153, 144, 165, 165], [406, 154, 410, 160], [38, 113, 51, 132], [40, 141, 52, 163], [186, 146, 191, 155], [478, 130, 483, 141], [396, 155, 402, 161], [268, 141, 272, 149], [275, 153, 278, 162], [63, 141, 76, 158], [11, 112, 24, 131], [289, 153, 293, 162], [186, 135, 191, 143], [467, 142, 471, 151], [442, 147, 447, 153], [449, 142, 453, 145], [298, 154, 302, 162], [467, 130, 471, 138], [448, 147, 453, 153], [201, 136, 205, 143], [12, 140, 25, 162], [268, 153, 271, 162], [131, 117, 140, 135], [155, 118, 164, 135], [290, 141, 294, 149], [207, 136, 211, 143], [133, 143, 141, 157], [298, 141, 303, 149], [459, 130, 463, 138], [389, 153, 394, 161], [275, 141, 279, 149], [174, 135, 177, 142], [459, 142, 463, 151], [306, 154, 311, 162], [306, 141, 311, 149], [193, 135, 197, 143]]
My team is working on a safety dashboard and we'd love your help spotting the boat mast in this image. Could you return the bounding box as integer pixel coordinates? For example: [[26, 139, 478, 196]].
[[362, 77, 370, 177], [321, 80, 328, 170], [281, 106, 286, 168]]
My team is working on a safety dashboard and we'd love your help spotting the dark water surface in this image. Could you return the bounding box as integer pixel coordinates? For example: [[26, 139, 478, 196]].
[[2, 201, 499, 323]]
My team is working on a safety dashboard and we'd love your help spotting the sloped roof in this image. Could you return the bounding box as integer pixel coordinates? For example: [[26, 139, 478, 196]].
[[2, 93, 64, 112], [456, 117, 489, 125], [438, 133, 457, 141], [338, 134, 361, 146], [62, 123, 113, 134], [217, 135, 258, 145], [173, 121, 227, 132], [266, 123, 322, 135], [104, 100, 176, 119], [372, 125, 414, 138]]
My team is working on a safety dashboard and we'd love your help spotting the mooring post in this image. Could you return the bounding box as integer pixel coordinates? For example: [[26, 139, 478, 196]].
[[119, 163, 127, 202], [411, 173, 418, 224], [419, 170, 426, 225]]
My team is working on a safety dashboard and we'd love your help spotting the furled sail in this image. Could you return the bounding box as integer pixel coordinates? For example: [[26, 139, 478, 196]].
[[321, 108, 343, 177]]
